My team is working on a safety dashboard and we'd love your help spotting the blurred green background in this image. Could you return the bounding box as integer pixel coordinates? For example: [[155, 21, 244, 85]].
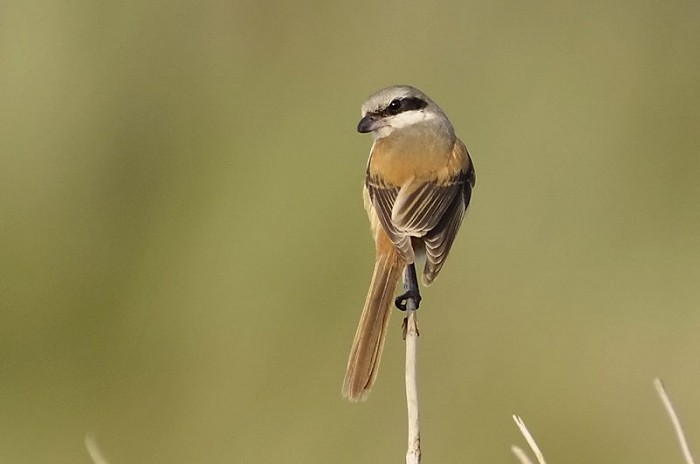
[[2, 1, 700, 462]]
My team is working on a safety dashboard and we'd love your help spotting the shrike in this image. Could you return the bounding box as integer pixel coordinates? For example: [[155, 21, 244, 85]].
[[343, 85, 476, 401]]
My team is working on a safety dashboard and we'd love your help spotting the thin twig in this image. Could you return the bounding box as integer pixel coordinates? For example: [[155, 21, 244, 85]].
[[655, 378, 696, 464], [402, 264, 421, 464], [405, 305, 421, 464], [513, 415, 547, 464], [511, 445, 535, 464]]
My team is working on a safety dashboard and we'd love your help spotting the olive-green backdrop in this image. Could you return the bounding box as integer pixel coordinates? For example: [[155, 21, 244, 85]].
[[2, 1, 700, 462]]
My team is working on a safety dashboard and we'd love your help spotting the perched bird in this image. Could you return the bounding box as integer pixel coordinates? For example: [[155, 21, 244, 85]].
[[343, 85, 476, 401]]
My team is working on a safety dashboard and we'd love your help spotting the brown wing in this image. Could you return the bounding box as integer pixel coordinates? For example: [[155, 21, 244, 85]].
[[366, 138, 476, 274], [392, 176, 464, 236], [365, 175, 414, 262], [422, 156, 475, 285]]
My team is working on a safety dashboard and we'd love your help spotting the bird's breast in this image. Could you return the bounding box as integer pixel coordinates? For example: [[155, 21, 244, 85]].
[[367, 127, 455, 187]]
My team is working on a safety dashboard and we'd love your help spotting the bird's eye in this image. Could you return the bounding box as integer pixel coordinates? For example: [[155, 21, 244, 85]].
[[388, 99, 402, 111]]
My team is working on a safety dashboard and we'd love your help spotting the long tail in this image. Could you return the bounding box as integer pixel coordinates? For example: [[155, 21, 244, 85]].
[[342, 251, 403, 401]]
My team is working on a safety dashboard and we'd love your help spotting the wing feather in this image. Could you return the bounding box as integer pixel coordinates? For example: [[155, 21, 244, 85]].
[[366, 137, 476, 274], [393, 179, 462, 235], [366, 176, 414, 261], [422, 161, 475, 285]]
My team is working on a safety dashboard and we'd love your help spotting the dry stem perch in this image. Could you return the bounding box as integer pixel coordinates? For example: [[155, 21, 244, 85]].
[[403, 266, 422, 464]]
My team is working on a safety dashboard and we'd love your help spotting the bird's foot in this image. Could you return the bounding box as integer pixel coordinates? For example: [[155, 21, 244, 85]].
[[395, 290, 422, 311]]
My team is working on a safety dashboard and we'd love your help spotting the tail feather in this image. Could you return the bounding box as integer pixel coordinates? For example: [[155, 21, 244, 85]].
[[342, 252, 403, 401]]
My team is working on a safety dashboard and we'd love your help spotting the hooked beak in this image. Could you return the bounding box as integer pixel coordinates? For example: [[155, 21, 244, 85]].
[[357, 114, 380, 133]]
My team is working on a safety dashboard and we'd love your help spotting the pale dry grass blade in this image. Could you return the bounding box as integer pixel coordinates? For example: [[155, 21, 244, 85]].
[[511, 444, 535, 464], [654, 378, 696, 464], [513, 415, 547, 464], [85, 433, 111, 464]]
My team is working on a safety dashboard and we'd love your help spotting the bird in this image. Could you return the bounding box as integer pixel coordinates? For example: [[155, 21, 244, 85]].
[[342, 85, 476, 401]]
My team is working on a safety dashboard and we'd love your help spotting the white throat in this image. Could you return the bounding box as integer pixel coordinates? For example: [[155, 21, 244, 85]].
[[372, 110, 438, 140]]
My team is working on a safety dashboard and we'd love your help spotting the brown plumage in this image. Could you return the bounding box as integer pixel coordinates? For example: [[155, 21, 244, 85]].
[[343, 85, 475, 401]]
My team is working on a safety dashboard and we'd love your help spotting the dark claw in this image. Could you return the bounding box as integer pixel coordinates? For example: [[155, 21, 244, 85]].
[[394, 290, 422, 311]]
